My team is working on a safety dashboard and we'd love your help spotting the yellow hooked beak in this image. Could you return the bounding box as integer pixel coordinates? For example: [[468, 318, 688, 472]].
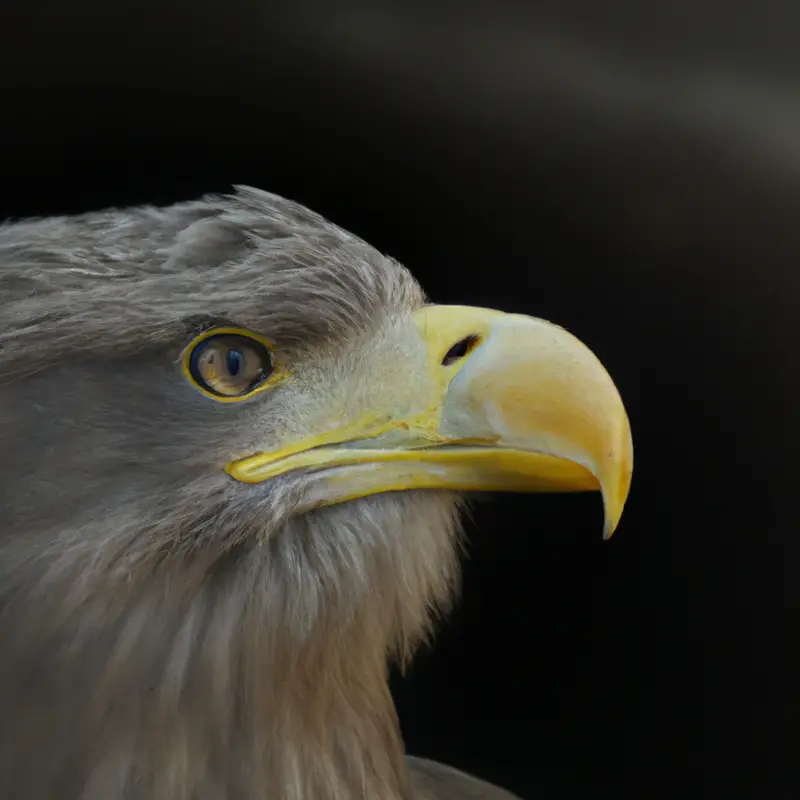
[[226, 306, 633, 538]]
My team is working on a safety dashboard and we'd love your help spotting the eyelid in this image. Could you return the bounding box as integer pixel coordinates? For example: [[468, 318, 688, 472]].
[[181, 326, 288, 403]]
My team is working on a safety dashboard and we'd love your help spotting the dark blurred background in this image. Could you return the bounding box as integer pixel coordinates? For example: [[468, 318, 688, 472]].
[[1, 2, 796, 798]]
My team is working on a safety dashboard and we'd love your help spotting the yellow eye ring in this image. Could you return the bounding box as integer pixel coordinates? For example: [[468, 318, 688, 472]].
[[181, 327, 286, 402]]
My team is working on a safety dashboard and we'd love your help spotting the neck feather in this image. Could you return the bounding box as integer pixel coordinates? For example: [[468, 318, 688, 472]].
[[0, 494, 463, 800]]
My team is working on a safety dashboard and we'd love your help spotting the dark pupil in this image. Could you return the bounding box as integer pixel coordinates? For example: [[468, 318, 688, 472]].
[[226, 348, 243, 377]]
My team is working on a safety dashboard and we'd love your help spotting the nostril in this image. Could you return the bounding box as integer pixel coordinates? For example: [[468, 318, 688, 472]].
[[441, 335, 481, 366]]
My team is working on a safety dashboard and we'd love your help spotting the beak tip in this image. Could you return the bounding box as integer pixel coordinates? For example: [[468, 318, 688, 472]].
[[602, 430, 633, 541], [600, 475, 631, 541]]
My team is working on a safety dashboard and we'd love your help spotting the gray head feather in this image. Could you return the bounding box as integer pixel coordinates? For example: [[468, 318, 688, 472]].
[[0, 187, 464, 800]]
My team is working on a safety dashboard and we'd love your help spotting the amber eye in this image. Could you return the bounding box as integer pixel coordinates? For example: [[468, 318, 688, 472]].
[[187, 333, 274, 398]]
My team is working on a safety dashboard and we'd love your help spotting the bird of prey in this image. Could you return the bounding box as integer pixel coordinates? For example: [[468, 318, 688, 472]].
[[0, 186, 632, 800]]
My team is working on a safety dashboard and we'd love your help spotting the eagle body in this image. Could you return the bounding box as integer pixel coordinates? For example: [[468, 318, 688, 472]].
[[0, 188, 631, 799]]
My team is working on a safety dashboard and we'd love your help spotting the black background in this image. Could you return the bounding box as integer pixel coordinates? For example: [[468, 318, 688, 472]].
[[1, 3, 797, 798]]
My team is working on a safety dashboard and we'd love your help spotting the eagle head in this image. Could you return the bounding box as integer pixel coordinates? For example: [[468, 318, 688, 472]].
[[0, 187, 632, 800]]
